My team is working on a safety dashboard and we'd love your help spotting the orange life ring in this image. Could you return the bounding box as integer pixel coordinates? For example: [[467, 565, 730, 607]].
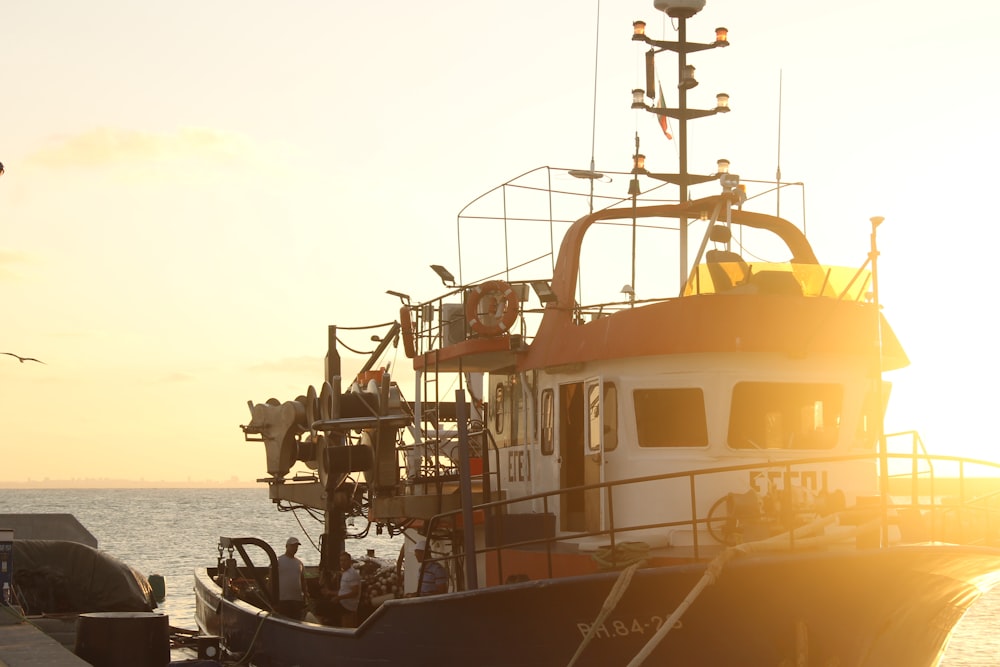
[[400, 306, 417, 358], [465, 280, 519, 337]]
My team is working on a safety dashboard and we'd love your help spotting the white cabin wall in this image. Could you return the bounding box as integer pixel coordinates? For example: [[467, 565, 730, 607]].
[[488, 373, 538, 507], [518, 352, 881, 540]]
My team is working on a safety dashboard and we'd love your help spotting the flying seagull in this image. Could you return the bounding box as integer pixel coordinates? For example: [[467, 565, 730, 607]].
[[2, 352, 45, 364]]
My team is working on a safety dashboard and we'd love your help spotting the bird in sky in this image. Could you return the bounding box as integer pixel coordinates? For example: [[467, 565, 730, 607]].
[[2, 352, 45, 364]]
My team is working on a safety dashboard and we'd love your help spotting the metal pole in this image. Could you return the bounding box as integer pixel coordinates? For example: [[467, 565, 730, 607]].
[[869, 216, 888, 547], [677, 16, 690, 288], [326, 325, 340, 382], [456, 389, 479, 589], [776, 69, 783, 218]]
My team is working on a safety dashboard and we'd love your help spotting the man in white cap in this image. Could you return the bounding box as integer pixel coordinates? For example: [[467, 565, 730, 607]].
[[276, 536, 306, 619], [414, 539, 448, 596]]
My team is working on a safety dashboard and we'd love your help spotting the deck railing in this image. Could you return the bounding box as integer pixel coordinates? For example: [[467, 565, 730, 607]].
[[420, 448, 1000, 592]]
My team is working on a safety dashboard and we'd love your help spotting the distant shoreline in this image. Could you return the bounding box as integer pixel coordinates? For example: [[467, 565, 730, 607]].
[[0, 480, 260, 489]]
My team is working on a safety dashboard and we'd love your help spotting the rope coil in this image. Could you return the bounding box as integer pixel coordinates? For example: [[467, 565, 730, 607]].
[[590, 541, 650, 570]]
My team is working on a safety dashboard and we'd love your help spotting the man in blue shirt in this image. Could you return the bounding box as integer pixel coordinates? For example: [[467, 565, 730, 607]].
[[415, 540, 448, 596]]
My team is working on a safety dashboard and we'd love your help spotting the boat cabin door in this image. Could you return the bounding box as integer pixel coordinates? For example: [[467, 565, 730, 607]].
[[559, 378, 615, 533]]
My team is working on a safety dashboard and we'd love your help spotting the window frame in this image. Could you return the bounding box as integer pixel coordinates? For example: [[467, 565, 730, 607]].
[[632, 387, 709, 448]]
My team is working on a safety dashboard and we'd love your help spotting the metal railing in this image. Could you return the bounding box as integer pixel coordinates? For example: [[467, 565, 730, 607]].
[[420, 448, 1000, 592]]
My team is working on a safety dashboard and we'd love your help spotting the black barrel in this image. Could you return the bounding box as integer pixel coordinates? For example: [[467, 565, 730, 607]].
[[75, 611, 169, 667]]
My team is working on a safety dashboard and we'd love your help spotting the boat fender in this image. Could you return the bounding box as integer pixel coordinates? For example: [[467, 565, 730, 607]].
[[465, 279, 519, 337], [400, 306, 417, 358], [149, 573, 166, 602]]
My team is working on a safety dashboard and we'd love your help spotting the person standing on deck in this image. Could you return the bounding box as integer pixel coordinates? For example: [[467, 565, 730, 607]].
[[276, 536, 306, 619], [332, 551, 361, 626], [415, 540, 448, 596]]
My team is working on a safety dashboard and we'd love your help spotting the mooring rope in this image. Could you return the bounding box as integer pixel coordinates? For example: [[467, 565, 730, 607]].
[[565, 512, 872, 667], [624, 514, 867, 667], [566, 559, 644, 667], [623, 547, 738, 667], [232, 609, 270, 666]]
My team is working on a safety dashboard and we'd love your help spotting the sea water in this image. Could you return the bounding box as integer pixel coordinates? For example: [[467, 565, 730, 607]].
[[0, 488, 997, 665]]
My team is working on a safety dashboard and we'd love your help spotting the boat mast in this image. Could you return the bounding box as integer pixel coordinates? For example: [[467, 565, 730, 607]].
[[776, 69, 783, 218], [870, 216, 890, 547], [631, 0, 730, 290], [322, 326, 347, 572]]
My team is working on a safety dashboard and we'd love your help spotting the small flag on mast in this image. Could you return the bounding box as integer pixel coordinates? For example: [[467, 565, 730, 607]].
[[655, 82, 673, 140]]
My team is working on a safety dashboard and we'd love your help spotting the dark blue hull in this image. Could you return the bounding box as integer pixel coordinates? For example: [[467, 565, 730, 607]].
[[195, 545, 1000, 666]]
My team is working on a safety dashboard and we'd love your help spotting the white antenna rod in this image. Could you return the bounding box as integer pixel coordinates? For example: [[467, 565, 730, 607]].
[[776, 69, 783, 218], [587, 0, 601, 213]]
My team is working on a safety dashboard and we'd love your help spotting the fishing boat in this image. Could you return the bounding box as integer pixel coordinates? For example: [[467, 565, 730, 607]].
[[194, 2, 1000, 665]]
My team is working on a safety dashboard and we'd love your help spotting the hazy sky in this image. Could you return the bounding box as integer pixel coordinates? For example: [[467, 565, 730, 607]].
[[3, 0, 998, 484]]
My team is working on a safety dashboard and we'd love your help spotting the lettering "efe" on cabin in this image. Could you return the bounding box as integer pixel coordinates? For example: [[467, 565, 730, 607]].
[[507, 449, 532, 483]]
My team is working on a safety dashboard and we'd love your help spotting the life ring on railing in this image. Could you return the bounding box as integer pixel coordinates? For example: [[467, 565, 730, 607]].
[[465, 280, 519, 337], [400, 306, 417, 358]]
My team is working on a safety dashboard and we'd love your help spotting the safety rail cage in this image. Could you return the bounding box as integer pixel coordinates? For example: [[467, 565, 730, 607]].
[[418, 448, 1000, 592]]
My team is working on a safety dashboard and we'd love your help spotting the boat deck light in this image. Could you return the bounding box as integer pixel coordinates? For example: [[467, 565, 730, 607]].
[[386, 290, 411, 305], [430, 264, 456, 287], [716, 159, 730, 174], [530, 281, 557, 305], [715, 27, 729, 45], [715, 93, 730, 112], [679, 65, 698, 90], [631, 89, 647, 109], [632, 21, 647, 40]]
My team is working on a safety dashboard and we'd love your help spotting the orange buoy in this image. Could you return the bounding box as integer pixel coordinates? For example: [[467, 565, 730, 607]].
[[465, 280, 519, 337]]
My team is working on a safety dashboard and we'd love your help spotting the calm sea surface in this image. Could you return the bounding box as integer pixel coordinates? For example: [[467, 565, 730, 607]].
[[1, 488, 997, 665]]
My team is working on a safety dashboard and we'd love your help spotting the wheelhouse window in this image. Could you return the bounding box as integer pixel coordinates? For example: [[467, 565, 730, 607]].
[[729, 382, 842, 450], [634, 388, 708, 447], [510, 375, 523, 447], [540, 389, 554, 455], [494, 383, 505, 435], [579, 381, 618, 454], [856, 381, 890, 449], [604, 383, 618, 452], [587, 382, 601, 452]]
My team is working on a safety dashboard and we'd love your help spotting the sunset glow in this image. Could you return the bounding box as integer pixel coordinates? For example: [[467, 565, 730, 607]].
[[2, 0, 998, 485]]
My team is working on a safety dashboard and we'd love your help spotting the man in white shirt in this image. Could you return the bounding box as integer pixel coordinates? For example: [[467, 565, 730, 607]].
[[276, 536, 306, 619], [331, 551, 361, 626]]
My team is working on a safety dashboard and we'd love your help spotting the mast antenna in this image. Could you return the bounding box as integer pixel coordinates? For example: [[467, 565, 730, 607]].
[[587, 0, 602, 213], [570, 1, 605, 212], [776, 69, 783, 218]]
